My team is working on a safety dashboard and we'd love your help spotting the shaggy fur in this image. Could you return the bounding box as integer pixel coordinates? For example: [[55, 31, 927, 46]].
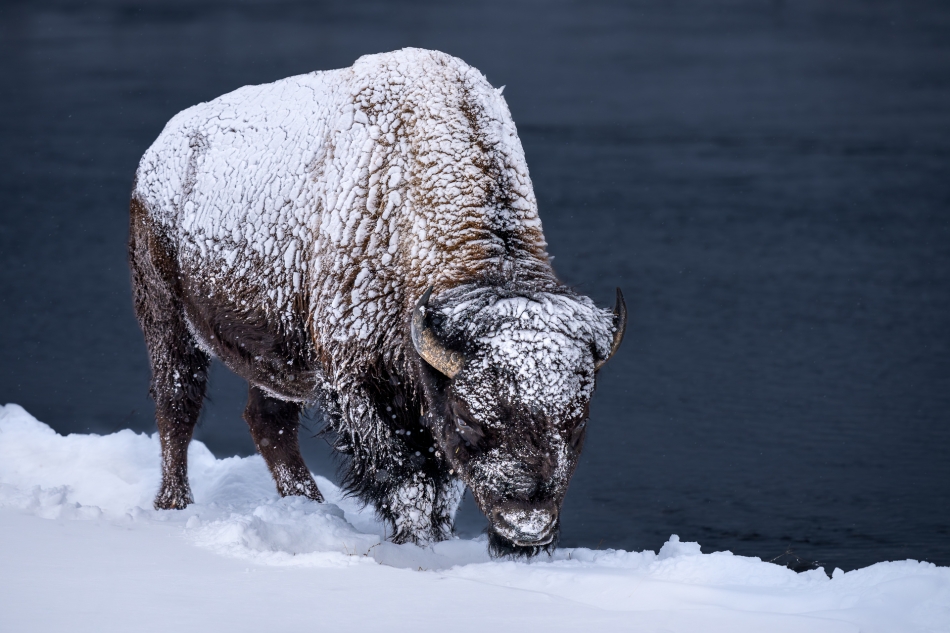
[[129, 49, 621, 554]]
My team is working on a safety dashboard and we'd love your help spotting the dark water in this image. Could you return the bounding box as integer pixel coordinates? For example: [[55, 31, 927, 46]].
[[2, 0, 948, 571]]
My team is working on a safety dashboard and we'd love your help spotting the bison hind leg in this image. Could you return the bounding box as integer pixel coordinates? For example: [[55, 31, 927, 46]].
[[243, 386, 324, 502], [150, 342, 209, 510], [129, 197, 209, 510]]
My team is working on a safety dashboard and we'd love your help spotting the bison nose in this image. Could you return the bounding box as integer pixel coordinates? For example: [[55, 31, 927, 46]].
[[490, 503, 558, 546]]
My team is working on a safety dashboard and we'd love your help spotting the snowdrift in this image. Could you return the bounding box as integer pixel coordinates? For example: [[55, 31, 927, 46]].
[[1, 403, 947, 632]]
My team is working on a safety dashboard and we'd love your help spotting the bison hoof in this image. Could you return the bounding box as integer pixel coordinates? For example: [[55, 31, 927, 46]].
[[154, 485, 194, 510], [390, 528, 442, 547], [277, 477, 324, 503], [300, 487, 325, 504]]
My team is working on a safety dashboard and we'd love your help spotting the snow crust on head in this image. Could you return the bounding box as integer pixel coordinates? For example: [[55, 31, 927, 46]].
[[441, 286, 614, 421], [3, 403, 950, 633]]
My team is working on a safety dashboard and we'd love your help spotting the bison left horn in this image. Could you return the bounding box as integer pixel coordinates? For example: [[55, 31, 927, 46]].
[[411, 286, 464, 379], [595, 288, 627, 371]]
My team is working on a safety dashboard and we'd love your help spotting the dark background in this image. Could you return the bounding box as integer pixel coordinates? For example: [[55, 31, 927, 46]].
[[1, 0, 948, 571]]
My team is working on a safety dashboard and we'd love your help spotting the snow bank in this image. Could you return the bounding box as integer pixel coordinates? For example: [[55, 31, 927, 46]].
[[1, 403, 948, 632]]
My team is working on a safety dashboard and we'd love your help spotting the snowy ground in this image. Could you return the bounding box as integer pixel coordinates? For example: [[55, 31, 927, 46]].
[[1, 403, 947, 632]]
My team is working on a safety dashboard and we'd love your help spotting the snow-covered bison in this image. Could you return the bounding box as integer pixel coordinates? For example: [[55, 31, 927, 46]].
[[129, 48, 625, 556]]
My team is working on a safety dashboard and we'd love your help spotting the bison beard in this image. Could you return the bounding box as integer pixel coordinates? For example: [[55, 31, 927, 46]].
[[129, 49, 625, 556]]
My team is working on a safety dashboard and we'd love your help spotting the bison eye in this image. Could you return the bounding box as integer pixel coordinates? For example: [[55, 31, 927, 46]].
[[455, 416, 484, 445], [570, 420, 588, 449]]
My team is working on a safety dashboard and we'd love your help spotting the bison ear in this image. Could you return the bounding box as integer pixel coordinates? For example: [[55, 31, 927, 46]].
[[595, 288, 627, 371], [411, 286, 465, 378]]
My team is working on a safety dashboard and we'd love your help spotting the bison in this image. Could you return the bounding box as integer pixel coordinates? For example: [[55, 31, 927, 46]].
[[129, 48, 625, 556]]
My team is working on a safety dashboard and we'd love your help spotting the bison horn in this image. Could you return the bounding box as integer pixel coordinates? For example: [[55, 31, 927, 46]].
[[595, 288, 627, 371], [411, 286, 464, 378]]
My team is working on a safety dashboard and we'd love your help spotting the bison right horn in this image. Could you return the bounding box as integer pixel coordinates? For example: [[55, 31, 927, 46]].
[[595, 287, 627, 371], [411, 286, 464, 379]]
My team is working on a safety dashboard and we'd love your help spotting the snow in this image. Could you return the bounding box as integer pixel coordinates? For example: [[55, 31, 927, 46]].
[[2, 403, 948, 632]]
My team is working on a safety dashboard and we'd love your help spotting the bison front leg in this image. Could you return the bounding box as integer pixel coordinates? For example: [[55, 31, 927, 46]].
[[243, 386, 324, 502], [320, 380, 461, 544], [385, 471, 464, 545]]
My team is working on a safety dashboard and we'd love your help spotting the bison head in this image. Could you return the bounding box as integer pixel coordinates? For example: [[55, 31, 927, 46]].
[[412, 284, 625, 556]]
